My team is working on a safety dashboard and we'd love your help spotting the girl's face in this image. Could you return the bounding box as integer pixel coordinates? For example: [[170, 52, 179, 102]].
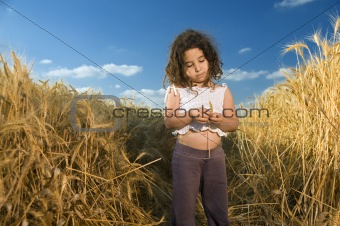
[[183, 48, 209, 87]]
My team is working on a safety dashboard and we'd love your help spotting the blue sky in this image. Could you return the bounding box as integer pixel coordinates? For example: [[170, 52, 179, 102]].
[[0, 0, 339, 108]]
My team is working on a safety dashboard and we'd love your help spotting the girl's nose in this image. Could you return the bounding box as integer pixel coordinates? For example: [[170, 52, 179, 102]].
[[194, 64, 200, 72]]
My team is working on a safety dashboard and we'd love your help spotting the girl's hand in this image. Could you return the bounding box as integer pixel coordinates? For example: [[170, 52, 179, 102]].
[[190, 108, 211, 124], [209, 112, 223, 125]]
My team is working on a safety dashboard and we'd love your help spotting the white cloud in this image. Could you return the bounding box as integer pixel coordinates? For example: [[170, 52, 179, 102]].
[[222, 68, 268, 81], [30, 69, 40, 80], [119, 88, 166, 108], [46, 65, 102, 78], [115, 84, 121, 89], [266, 70, 283, 79], [75, 87, 91, 93], [274, 0, 316, 8], [103, 63, 142, 77], [222, 68, 292, 81], [46, 63, 142, 79], [238, 47, 252, 54], [39, 59, 52, 64], [266, 68, 292, 79], [75, 86, 102, 94]]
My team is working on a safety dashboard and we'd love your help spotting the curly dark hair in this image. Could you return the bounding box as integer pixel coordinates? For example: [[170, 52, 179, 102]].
[[163, 29, 223, 89]]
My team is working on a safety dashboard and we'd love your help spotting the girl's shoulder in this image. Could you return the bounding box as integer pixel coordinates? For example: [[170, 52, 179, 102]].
[[212, 83, 228, 90], [214, 82, 228, 88]]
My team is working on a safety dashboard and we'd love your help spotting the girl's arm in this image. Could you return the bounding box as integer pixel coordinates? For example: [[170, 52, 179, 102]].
[[209, 88, 239, 132], [164, 88, 193, 129]]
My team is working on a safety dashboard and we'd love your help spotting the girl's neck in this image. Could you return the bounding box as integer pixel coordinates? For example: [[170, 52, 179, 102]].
[[192, 81, 214, 88]]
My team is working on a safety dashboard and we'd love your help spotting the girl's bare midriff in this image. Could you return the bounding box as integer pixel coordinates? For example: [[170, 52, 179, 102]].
[[177, 130, 221, 150]]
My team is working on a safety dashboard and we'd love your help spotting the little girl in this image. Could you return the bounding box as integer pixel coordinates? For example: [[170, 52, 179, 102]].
[[163, 29, 239, 226]]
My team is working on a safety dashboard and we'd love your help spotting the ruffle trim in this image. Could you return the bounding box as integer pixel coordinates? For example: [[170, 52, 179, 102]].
[[172, 125, 226, 137]]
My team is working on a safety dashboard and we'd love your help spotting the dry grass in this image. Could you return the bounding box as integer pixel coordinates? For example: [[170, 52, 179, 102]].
[[231, 17, 340, 225], [0, 52, 168, 225]]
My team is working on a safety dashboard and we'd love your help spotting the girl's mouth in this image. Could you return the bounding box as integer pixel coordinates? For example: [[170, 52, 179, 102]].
[[197, 73, 205, 78]]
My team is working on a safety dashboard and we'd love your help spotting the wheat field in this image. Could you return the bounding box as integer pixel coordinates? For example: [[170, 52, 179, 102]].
[[0, 17, 339, 225]]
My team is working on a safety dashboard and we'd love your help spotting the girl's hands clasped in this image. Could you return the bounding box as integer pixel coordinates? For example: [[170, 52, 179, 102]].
[[209, 112, 223, 126], [189, 108, 222, 125], [189, 108, 211, 124]]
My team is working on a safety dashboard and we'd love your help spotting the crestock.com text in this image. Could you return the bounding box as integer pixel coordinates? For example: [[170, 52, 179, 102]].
[[70, 95, 269, 132]]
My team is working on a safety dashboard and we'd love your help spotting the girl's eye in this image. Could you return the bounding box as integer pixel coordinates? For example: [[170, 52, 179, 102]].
[[199, 58, 205, 63], [186, 64, 193, 68]]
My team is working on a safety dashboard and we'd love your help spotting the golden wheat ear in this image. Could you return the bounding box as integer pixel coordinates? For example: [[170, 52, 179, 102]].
[[209, 101, 213, 113]]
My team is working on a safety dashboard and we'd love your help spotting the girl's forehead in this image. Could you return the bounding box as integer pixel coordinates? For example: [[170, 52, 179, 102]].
[[184, 48, 204, 60]]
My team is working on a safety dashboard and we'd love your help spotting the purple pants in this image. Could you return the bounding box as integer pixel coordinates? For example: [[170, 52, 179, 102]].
[[171, 141, 231, 226]]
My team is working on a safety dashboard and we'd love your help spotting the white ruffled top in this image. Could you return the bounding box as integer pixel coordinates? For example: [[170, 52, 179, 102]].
[[164, 83, 228, 137]]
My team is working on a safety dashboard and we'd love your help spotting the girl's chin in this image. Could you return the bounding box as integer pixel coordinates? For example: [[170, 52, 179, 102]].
[[193, 80, 209, 87]]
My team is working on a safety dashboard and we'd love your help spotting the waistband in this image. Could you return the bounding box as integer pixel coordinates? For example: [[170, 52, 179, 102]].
[[174, 141, 224, 159]]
